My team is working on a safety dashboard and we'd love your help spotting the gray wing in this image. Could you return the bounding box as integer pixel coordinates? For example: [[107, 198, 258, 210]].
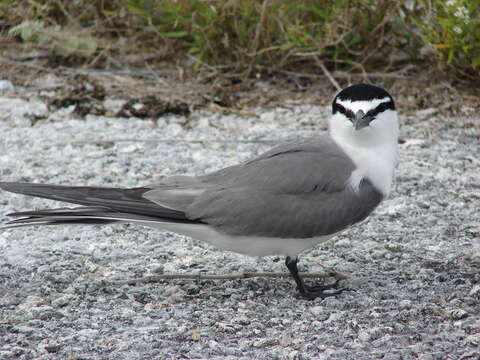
[[144, 135, 384, 238]]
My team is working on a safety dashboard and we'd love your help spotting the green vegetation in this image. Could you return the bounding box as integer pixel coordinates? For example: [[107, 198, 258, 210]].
[[417, 0, 480, 77], [9, 20, 97, 57], [1, 0, 478, 78]]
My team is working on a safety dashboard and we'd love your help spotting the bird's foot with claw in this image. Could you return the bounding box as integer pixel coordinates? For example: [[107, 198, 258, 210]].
[[298, 279, 352, 300]]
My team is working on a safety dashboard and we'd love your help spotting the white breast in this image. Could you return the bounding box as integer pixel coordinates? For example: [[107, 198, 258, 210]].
[[341, 142, 397, 196], [329, 109, 399, 197]]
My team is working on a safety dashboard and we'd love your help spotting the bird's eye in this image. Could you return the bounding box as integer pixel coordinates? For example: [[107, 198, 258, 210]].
[[366, 101, 393, 118], [345, 109, 355, 119], [335, 103, 355, 119]]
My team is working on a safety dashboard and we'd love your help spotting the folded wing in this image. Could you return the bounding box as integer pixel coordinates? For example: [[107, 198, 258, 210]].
[[144, 135, 384, 238]]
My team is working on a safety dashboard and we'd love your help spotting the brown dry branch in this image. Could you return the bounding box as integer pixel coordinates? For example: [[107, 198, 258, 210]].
[[254, 65, 413, 80], [314, 57, 341, 92], [107, 270, 348, 286]]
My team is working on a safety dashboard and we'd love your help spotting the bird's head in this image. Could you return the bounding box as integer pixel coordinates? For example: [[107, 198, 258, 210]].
[[329, 83, 399, 147]]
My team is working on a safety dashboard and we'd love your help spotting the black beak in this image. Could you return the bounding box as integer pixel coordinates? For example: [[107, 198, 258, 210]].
[[354, 110, 373, 131]]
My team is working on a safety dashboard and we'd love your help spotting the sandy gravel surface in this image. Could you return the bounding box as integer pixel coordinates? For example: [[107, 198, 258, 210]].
[[0, 94, 479, 359]]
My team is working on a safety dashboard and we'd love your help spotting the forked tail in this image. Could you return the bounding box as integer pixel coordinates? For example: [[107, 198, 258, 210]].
[[0, 182, 200, 229]]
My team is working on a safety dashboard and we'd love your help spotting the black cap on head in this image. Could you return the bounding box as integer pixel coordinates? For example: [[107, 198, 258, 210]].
[[332, 83, 395, 115]]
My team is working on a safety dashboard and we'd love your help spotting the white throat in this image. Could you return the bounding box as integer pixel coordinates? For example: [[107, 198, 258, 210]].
[[328, 109, 399, 196]]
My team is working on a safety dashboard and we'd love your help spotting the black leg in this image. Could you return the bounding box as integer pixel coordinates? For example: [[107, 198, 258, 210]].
[[285, 256, 347, 300]]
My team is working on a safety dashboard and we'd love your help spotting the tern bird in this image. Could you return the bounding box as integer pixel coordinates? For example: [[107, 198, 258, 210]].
[[0, 83, 399, 300]]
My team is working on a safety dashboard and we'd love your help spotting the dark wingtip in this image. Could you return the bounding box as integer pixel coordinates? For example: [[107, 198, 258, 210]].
[[0, 182, 28, 194], [0, 182, 60, 197], [0, 182, 13, 189], [5, 211, 43, 217]]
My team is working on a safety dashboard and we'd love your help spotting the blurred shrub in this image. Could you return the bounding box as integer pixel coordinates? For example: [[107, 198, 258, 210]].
[[9, 20, 97, 57], [416, 0, 480, 76], [0, 0, 478, 79], [122, 0, 411, 69]]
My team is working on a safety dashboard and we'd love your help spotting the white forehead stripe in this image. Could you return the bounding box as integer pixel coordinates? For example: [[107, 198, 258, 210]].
[[336, 97, 391, 113]]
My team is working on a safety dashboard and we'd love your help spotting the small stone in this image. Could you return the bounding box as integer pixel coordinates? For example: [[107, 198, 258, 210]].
[[358, 331, 371, 342], [399, 300, 412, 309], [13, 326, 36, 335], [1, 296, 20, 306], [253, 339, 276, 348], [260, 111, 275, 123], [197, 117, 209, 128], [152, 264, 165, 274], [52, 295, 73, 308], [460, 351, 480, 359], [191, 331, 201, 341], [279, 332, 293, 347], [45, 344, 61, 353], [469, 284, 480, 299], [287, 350, 300, 360], [335, 238, 352, 247], [415, 108, 438, 119], [118, 144, 138, 154], [1, 347, 24, 357], [37, 311, 65, 321], [447, 309, 468, 320], [310, 306, 330, 321], [208, 340, 219, 349], [77, 329, 99, 337], [18, 295, 48, 311], [0, 80, 14, 93], [466, 334, 480, 346]]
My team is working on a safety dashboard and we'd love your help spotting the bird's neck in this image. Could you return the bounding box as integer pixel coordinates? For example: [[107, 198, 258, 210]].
[[331, 134, 398, 197]]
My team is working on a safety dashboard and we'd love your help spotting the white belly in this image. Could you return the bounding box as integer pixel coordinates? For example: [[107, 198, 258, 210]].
[[137, 221, 335, 257]]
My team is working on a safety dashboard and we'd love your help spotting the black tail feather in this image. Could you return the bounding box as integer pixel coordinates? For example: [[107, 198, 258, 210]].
[[6, 206, 112, 217], [0, 182, 189, 221], [0, 182, 204, 229], [1, 206, 197, 230]]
